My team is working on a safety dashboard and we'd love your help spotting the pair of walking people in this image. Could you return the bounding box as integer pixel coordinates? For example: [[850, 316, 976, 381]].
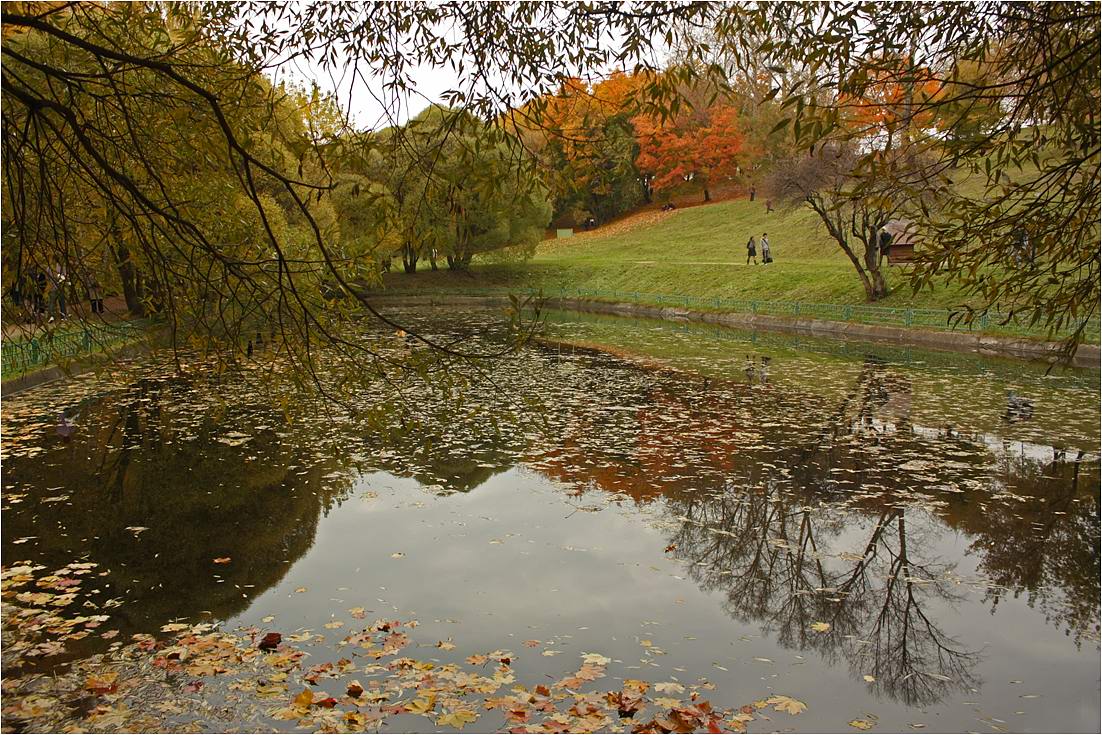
[[746, 232, 772, 265]]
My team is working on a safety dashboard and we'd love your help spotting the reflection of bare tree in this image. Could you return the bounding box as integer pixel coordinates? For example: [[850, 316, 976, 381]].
[[666, 357, 981, 707], [672, 485, 979, 706], [842, 513, 979, 706], [961, 451, 1100, 648]]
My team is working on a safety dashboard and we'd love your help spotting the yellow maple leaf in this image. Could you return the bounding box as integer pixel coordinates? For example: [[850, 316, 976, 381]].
[[766, 694, 808, 715], [84, 671, 118, 693], [849, 719, 874, 730], [437, 709, 479, 728], [406, 695, 436, 714], [292, 688, 313, 710], [810, 622, 831, 632]]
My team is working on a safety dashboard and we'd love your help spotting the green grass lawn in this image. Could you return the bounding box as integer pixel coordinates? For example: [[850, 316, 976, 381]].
[[379, 198, 1096, 342], [386, 199, 977, 306]]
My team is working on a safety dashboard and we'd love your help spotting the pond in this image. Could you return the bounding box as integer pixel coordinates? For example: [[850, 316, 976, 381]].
[[2, 306, 1099, 733]]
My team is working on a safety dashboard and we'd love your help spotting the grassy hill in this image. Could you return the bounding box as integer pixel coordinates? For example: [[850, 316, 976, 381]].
[[383, 198, 972, 309]]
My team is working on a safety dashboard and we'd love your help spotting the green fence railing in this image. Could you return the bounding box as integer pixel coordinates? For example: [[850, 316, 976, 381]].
[[1, 319, 150, 378], [378, 285, 1101, 341]]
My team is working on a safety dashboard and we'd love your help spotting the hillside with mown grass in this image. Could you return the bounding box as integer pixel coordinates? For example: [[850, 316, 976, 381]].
[[381, 197, 972, 308]]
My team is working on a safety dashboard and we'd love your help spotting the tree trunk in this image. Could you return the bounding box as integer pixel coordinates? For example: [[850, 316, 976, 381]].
[[447, 251, 472, 271], [110, 241, 146, 317], [861, 230, 890, 300], [869, 268, 889, 300], [806, 196, 877, 301], [703, 187, 711, 202], [402, 243, 418, 273]]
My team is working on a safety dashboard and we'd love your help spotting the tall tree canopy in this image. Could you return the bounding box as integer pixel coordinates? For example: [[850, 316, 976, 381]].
[[2, 0, 1098, 377]]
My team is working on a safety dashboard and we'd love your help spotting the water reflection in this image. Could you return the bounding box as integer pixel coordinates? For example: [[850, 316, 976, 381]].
[[3, 373, 355, 659], [522, 343, 1099, 704], [2, 308, 1098, 725]]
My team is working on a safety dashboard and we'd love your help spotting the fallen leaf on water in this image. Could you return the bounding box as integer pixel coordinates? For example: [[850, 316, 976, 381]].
[[437, 709, 479, 728], [84, 672, 118, 694], [850, 719, 874, 730], [406, 695, 436, 714], [390, 552, 405, 559], [346, 681, 364, 698], [436, 640, 456, 651], [654, 682, 685, 694], [863, 675, 876, 682], [258, 632, 282, 650], [810, 622, 831, 632], [292, 689, 313, 709], [766, 695, 807, 715], [212, 557, 231, 564]]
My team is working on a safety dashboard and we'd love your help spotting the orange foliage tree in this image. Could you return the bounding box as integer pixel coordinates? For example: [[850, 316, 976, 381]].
[[512, 71, 654, 226], [633, 102, 746, 202]]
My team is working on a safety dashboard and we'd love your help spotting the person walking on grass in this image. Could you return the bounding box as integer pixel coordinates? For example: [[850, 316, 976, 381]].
[[746, 234, 758, 265], [760, 232, 772, 264]]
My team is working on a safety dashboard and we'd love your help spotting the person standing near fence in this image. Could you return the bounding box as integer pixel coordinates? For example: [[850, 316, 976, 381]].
[[30, 266, 47, 317], [88, 275, 104, 315], [47, 262, 68, 319], [746, 234, 758, 265], [760, 232, 772, 264]]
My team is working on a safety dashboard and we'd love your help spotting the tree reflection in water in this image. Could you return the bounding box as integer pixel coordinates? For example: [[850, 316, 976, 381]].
[[560, 353, 1096, 708], [3, 372, 357, 671]]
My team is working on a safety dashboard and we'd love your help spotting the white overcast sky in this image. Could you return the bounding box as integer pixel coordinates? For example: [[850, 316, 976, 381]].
[[266, 11, 676, 132]]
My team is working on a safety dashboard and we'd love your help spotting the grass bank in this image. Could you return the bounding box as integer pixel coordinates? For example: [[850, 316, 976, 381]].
[[380, 199, 1099, 343]]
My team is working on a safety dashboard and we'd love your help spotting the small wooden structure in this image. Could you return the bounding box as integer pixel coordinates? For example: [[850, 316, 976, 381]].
[[881, 219, 920, 265]]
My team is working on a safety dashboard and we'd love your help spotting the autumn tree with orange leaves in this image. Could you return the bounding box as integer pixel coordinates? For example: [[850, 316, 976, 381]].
[[633, 101, 746, 203], [512, 72, 654, 228]]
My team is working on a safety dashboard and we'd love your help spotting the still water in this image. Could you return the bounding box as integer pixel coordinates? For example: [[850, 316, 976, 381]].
[[2, 307, 1099, 732]]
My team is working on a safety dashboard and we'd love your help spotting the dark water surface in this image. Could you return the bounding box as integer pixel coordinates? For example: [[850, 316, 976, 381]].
[[2, 307, 1099, 732]]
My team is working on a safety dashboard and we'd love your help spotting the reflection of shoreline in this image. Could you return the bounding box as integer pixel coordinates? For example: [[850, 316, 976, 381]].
[[852, 417, 1100, 465], [543, 309, 1101, 452], [544, 307, 1102, 378]]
